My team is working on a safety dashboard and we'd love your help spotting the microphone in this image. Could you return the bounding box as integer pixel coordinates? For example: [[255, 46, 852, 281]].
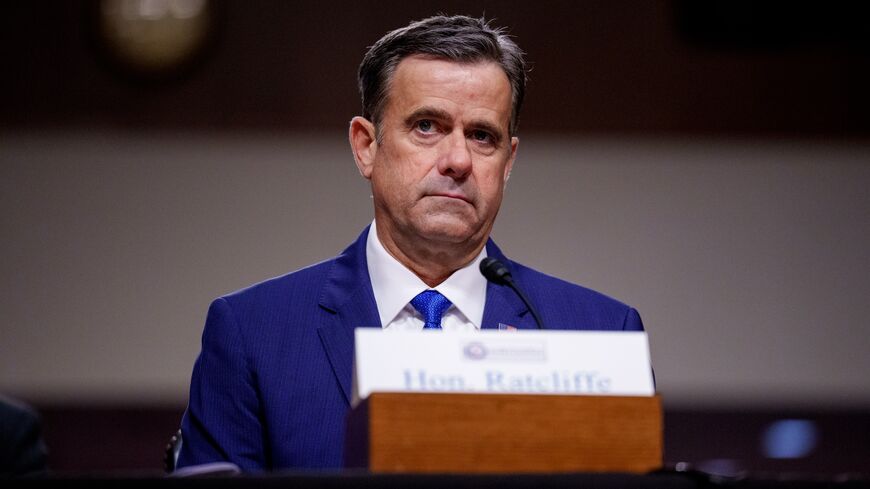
[[480, 257, 546, 330]]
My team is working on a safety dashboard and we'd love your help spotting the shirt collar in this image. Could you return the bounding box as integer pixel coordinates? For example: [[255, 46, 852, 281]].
[[366, 220, 487, 328]]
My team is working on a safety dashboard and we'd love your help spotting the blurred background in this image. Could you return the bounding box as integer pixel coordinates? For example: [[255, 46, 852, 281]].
[[1, 0, 869, 477]]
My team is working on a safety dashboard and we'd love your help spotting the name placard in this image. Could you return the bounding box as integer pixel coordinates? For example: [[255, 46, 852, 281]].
[[352, 329, 655, 406]]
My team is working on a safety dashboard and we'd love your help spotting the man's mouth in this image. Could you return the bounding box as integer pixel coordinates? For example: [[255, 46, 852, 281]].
[[428, 192, 471, 203]]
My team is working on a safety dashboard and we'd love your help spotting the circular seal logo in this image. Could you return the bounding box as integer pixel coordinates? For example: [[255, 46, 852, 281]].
[[463, 342, 488, 360]]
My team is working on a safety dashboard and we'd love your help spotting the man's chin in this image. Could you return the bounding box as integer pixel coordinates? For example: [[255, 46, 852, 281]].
[[416, 223, 487, 248]]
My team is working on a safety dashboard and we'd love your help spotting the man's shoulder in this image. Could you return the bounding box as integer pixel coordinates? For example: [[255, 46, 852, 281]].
[[507, 259, 641, 330], [195, 257, 343, 342], [219, 257, 336, 308], [486, 240, 630, 310], [203, 228, 371, 324], [511, 261, 625, 306]]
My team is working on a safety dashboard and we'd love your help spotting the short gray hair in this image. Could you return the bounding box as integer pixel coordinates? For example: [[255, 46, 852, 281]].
[[358, 15, 528, 136]]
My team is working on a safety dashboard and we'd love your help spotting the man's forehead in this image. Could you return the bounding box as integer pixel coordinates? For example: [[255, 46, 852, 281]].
[[388, 56, 512, 120], [392, 54, 505, 81]]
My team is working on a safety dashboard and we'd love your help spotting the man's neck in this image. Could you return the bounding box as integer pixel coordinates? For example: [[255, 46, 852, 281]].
[[374, 222, 485, 287]]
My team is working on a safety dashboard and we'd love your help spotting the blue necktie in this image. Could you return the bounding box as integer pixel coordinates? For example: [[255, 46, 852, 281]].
[[410, 290, 452, 330]]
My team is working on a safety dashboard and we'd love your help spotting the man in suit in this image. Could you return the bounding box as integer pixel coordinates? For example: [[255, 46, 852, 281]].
[[176, 14, 644, 473]]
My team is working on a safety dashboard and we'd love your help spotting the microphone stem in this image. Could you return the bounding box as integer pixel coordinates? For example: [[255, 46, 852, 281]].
[[505, 279, 545, 330]]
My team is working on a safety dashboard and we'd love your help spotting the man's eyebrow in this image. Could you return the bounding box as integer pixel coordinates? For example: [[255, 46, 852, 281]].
[[403, 107, 453, 127]]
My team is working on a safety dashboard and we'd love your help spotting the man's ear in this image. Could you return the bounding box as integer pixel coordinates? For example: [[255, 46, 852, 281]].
[[504, 136, 519, 185], [349, 116, 378, 179]]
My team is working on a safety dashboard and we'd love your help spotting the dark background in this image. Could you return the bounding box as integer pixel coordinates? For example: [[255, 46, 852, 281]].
[[3, 1, 869, 137]]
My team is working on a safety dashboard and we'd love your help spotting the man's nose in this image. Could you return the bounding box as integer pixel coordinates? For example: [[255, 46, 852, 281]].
[[438, 131, 473, 179]]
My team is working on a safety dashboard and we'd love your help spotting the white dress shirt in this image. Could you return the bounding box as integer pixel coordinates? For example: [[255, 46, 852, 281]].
[[366, 220, 487, 331]]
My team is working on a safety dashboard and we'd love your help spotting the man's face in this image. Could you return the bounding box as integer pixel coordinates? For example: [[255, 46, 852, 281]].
[[356, 55, 518, 251]]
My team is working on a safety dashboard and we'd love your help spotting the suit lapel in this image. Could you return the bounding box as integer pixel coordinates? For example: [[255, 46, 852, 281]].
[[481, 240, 539, 330], [316, 226, 381, 404], [316, 232, 538, 404]]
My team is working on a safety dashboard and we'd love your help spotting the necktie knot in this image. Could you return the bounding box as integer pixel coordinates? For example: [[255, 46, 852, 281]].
[[410, 290, 452, 330]]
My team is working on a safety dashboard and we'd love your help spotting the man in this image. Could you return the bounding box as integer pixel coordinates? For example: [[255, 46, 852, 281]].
[[176, 14, 644, 473]]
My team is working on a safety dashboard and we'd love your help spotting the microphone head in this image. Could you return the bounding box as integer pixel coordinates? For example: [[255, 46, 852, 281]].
[[479, 257, 513, 285]]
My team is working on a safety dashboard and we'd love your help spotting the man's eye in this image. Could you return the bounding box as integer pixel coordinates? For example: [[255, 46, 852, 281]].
[[416, 120, 434, 132], [471, 130, 493, 143]]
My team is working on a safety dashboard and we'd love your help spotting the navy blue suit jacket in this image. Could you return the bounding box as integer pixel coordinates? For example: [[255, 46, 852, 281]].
[[177, 226, 644, 472]]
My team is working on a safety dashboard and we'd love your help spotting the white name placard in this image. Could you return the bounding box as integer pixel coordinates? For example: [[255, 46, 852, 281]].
[[352, 329, 655, 406]]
